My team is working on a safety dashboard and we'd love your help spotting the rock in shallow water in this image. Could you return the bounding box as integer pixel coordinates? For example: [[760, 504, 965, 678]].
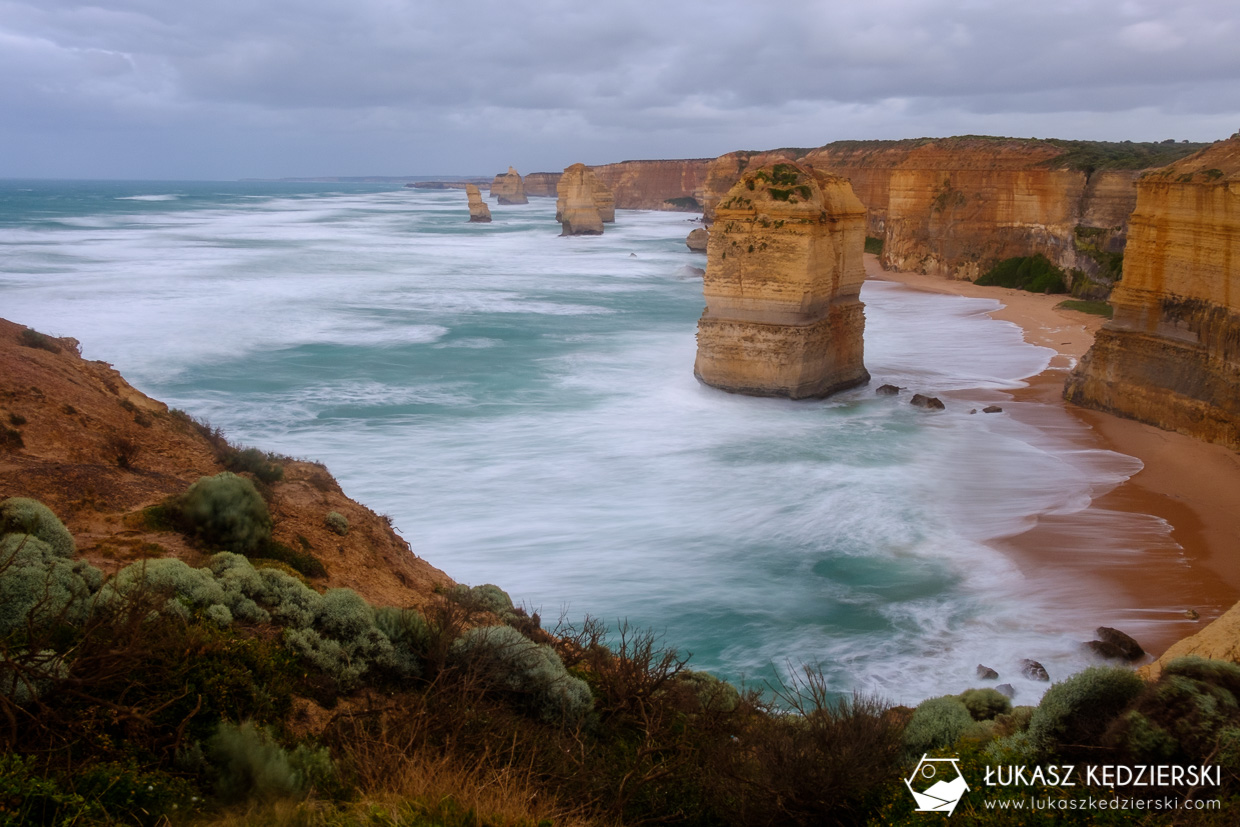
[[910, 393, 945, 410], [1020, 659, 1050, 681], [977, 664, 999, 680]]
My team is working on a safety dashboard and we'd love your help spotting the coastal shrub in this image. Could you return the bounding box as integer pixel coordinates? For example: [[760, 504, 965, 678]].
[[0, 754, 193, 827], [0, 533, 100, 639], [675, 669, 741, 713], [104, 557, 226, 621], [253, 540, 326, 579], [975, 254, 1070, 294], [18, 327, 61, 353], [259, 568, 323, 629], [281, 589, 396, 689], [450, 583, 516, 619], [0, 649, 69, 704], [178, 472, 272, 554], [451, 625, 593, 724], [374, 606, 428, 678], [1026, 666, 1144, 757], [325, 511, 348, 536], [902, 696, 975, 756], [206, 720, 333, 802], [0, 426, 22, 451], [1104, 657, 1240, 766], [864, 236, 884, 255], [1, 497, 77, 559], [223, 446, 285, 484], [958, 687, 1012, 721]]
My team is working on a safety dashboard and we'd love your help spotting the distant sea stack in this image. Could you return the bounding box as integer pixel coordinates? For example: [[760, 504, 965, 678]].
[[1066, 135, 1240, 449], [556, 164, 605, 236], [465, 184, 492, 223], [694, 161, 870, 398], [491, 167, 529, 205]]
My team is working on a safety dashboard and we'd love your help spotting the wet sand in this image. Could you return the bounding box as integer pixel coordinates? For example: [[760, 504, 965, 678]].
[[866, 256, 1240, 655]]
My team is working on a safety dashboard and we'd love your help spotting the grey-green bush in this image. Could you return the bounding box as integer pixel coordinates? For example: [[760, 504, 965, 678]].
[[0, 497, 76, 558], [452, 583, 517, 620], [903, 696, 975, 756], [0, 533, 100, 638], [958, 687, 1012, 721], [676, 669, 740, 713], [281, 588, 396, 688], [1027, 666, 1144, 756], [451, 624, 593, 724], [179, 472, 272, 553], [205, 721, 333, 802], [324, 511, 348, 536], [373, 606, 427, 678]]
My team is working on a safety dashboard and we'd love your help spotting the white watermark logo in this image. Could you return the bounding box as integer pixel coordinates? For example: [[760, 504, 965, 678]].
[[906, 755, 969, 816]]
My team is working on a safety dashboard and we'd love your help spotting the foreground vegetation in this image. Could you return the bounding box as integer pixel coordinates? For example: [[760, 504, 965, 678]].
[[4, 485, 1240, 825]]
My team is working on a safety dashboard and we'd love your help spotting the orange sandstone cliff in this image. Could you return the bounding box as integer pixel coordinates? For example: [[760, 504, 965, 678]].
[[698, 138, 1203, 285], [523, 172, 562, 198], [0, 318, 451, 608], [694, 161, 869, 398], [589, 159, 712, 211], [1065, 135, 1240, 449], [490, 167, 529, 205]]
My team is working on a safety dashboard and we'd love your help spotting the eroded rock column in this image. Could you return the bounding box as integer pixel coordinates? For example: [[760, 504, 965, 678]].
[[465, 184, 492, 222], [556, 163, 605, 236], [694, 161, 870, 398]]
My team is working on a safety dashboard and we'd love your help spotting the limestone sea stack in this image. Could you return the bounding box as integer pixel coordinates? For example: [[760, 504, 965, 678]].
[[594, 184, 616, 223], [1065, 135, 1240, 449], [465, 184, 492, 223], [694, 161, 870, 398], [491, 167, 529, 205], [556, 164, 605, 236]]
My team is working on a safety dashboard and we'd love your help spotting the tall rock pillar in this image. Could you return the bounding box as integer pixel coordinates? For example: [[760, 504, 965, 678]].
[[694, 161, 870, 398], [556, 163, 605, 236]]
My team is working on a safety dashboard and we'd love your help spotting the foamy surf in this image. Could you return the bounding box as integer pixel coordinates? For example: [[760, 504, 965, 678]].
[[0, 180, 1193, 704]]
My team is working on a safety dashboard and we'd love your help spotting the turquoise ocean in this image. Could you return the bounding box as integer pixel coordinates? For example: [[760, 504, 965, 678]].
[[0, 180, 1202, 703]]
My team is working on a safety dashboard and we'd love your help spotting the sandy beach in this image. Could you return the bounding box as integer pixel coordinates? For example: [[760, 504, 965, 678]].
[[866, 255, 1240, 655]]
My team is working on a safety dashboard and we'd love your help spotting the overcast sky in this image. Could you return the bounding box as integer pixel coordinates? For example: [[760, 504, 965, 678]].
[[3, 0, 1239, 179]]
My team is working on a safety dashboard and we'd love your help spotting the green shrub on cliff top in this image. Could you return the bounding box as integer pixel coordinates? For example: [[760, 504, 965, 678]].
[[1, 497, 76, 559], [451, 624, 593, 724], [903, 696, 975, 756], [179, 472, 272, 554], [1027, 666, 1144, 757]]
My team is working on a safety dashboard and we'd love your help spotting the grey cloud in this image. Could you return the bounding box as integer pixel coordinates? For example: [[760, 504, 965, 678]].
[[1, 0, 1238, 177]]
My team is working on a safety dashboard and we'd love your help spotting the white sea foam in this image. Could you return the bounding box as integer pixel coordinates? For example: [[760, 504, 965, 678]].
[[0, 185, 1201, 704]]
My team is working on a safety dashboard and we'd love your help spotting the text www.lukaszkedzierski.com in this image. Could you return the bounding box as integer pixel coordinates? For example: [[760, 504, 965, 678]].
[[984, 797, 1221, 812]]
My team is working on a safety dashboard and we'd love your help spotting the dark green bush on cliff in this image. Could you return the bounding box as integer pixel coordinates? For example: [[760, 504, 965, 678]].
[[975, 254, 1070, 294], [178, 472, 272, 554], [1105, 657, 1240, 767], [1024, 666, 1144, 758]]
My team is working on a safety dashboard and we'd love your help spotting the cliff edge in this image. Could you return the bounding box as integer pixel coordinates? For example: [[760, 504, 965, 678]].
[[1065, 135, 1240, 449], [0, 318, 451, 608]]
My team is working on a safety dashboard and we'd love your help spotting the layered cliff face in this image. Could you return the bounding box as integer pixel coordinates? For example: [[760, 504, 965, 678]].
[[694, 161, 869, 398], [465, 184, 492, 223], [698, 139, 1201, 284], [588, 159, 712, 211], [556, 163, 605, 236], [490, 166, 529, 205], [1066, 136, 1240, 449], [594, 183, 616, 223], [699, 150, 802, 224], [524, 172, 562, 198]]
